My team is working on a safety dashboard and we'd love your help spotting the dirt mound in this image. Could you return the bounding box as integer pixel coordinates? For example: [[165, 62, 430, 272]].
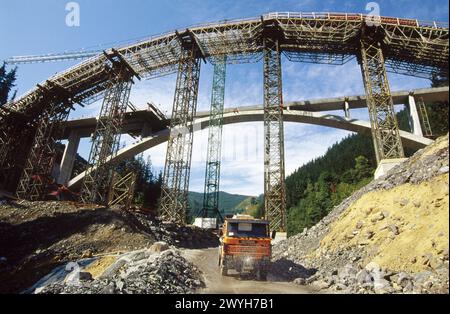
[[273, 134, 449, 294], [0, 201, 218, 293]]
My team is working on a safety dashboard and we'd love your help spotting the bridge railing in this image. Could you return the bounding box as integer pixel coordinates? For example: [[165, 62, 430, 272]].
[[263, 12, 448, 28]]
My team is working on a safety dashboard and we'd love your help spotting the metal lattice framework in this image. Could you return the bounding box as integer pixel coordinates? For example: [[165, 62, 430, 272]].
[[159, 39, 201, 224], [416, 97, 433, 138], [80, 51, 137, 204], [200, 57, 226, 221], [16, 102, 71, 200], [0, 12, 447, 227], [360, 39, 404, 162], [108, 171, 137, 207], [263, 37, 286, 232]]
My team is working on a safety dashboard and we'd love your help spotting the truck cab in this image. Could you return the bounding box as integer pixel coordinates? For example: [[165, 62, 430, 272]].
[[218, 215, 274, 281]]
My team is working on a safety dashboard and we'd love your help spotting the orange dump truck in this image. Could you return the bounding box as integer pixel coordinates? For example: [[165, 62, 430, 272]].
[[218, 215, 275, 281]]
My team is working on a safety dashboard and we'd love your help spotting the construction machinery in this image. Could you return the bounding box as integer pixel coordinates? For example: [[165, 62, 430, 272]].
[[218, 214, 275, 281]]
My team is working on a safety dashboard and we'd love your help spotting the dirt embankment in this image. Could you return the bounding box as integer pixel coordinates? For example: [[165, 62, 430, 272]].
[[0, 202, 217, 294], [273, 134, 449, 294]]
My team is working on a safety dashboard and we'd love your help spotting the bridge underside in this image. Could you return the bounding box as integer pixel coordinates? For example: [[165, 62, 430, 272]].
[[66, 109, 434, 190]]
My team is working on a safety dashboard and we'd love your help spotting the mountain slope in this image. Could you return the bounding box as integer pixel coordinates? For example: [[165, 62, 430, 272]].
[[188, 191, 253, 216], [273, 134, 449, 294]]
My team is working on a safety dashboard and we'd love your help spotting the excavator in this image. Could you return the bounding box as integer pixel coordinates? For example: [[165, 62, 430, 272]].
[[218, 214, 276, 281]]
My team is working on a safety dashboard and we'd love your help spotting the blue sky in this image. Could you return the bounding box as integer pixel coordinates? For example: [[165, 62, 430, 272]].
[[1, 0, 448, 195]]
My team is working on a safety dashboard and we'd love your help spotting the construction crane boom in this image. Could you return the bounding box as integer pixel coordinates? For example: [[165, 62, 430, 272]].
[[5, 50, 101, 65]]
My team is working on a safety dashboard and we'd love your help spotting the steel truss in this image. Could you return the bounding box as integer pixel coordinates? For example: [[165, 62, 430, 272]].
[[200, 57, 226, 222], [80, 52, 137, 205], [1, 13, 447, 134], [360, 40, 404, 162], [416, 97, 433, 138], [263, 37, 287, 232], [16, 102, 71, 200], [159, 44, 201, 224], [108, 171, 137, 207]]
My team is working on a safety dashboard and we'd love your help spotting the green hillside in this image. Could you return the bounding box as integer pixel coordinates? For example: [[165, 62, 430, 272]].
[[188, 191, 253, 217]]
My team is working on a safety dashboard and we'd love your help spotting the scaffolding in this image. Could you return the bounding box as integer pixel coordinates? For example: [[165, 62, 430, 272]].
[[263, 37, 287, 232], [80, 50, 137, 205], [108, 171, 137, 207], [200, 56, 227, 222], [159, 34, 202, 224], [360, 39, 405, 162], [416, 97, 433, 138]]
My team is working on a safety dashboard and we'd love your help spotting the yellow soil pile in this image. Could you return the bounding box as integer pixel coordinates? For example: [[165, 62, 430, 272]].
[[316, 173, 449, 273], [84, 256, 118, 279]]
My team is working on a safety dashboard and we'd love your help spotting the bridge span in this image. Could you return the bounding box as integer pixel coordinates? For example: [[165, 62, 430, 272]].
[[65, 107, 435, 190]]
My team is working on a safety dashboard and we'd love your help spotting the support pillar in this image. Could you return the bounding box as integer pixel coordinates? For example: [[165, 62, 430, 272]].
[[359, 40, 405, 164], [159, 43, 201, 224], [80, 50, 137, 205], [263, 37, 287, 233], [344, 99, 351, 119], [16, 102, 71, 200], [415, 96, 433, 138], [201, 56, 226, 222], [80, 79, 133, 204], [57, 130, 81, 185], [407, 94, 424, 137]]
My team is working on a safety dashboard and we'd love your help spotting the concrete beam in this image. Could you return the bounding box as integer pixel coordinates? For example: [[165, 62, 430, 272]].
[[68, 110, 434, 190], [59, 86, 449, 140]]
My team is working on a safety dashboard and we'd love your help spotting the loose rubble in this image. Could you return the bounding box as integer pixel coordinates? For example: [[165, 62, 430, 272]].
[[35, 247, 204, 294], [273, 134, 449, 294], [0, 202, 217, 294]]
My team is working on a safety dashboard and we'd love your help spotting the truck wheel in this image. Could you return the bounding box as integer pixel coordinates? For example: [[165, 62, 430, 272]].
[[220, 264, 228, 276], [257, 269, 268, 281]]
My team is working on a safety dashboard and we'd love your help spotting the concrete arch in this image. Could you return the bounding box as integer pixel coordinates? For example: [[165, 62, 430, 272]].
[[68, 109, 433, 189]]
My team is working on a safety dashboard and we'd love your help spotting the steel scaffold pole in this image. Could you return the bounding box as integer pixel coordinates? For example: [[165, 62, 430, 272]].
[[360, 40, 405, 163], [263, 37, 287, 232], [159, 44, 201, 224], [200, 57, 227, 222], [80, 51, 136, 205]]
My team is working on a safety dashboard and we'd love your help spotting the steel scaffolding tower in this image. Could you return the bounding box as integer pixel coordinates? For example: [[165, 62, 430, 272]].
[[200, 57, 227, 221], [263, 37, 287, 232], [80, 51, 137, 205], [159, 41, 201, 224], [416, 97, 433, 138], [16, 102, 71, 200], [360, 39, 404, 163], [108, 171, 137, 207]]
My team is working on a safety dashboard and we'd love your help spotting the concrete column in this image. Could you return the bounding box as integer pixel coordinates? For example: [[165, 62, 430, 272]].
[[57, 130, 81, 185], [141, 123, 152, 138], [407, 94, 424, 137], [344, 99, 351, 119]]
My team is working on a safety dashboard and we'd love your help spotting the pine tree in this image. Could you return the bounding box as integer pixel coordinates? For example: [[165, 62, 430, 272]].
[[0, 62, 18, 106]]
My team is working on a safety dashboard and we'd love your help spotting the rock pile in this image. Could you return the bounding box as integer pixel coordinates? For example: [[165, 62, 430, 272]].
[[273, 134, 449, 294], [37, 248, 204, 294], [0, 201, 217, 293]]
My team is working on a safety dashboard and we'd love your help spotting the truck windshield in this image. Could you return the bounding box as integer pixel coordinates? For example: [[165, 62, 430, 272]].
[[227, 222, 268, 238]]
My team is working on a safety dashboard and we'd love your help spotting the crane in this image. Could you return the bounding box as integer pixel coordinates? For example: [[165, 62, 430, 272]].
[[5, 49, 102, 65]]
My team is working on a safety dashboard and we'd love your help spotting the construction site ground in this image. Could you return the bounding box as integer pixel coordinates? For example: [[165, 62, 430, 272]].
[[182, 248, 312, 294], [0, 201, 217, 294]]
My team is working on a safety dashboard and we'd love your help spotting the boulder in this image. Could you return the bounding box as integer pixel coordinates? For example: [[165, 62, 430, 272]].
[[149, 242, 169, 253]]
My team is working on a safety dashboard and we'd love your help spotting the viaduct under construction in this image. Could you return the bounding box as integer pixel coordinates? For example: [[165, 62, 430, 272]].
[[0, 12, 448, 232]]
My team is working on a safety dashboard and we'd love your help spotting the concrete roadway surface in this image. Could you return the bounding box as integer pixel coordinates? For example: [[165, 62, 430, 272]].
[[182, 248, 313, 294]]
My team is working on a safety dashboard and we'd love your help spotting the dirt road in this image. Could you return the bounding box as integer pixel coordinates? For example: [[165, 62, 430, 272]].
[[182, 248, 313, 294]]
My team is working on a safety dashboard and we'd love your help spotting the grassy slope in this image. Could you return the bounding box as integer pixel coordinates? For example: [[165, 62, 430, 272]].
[[188, 191, 253, 216]]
